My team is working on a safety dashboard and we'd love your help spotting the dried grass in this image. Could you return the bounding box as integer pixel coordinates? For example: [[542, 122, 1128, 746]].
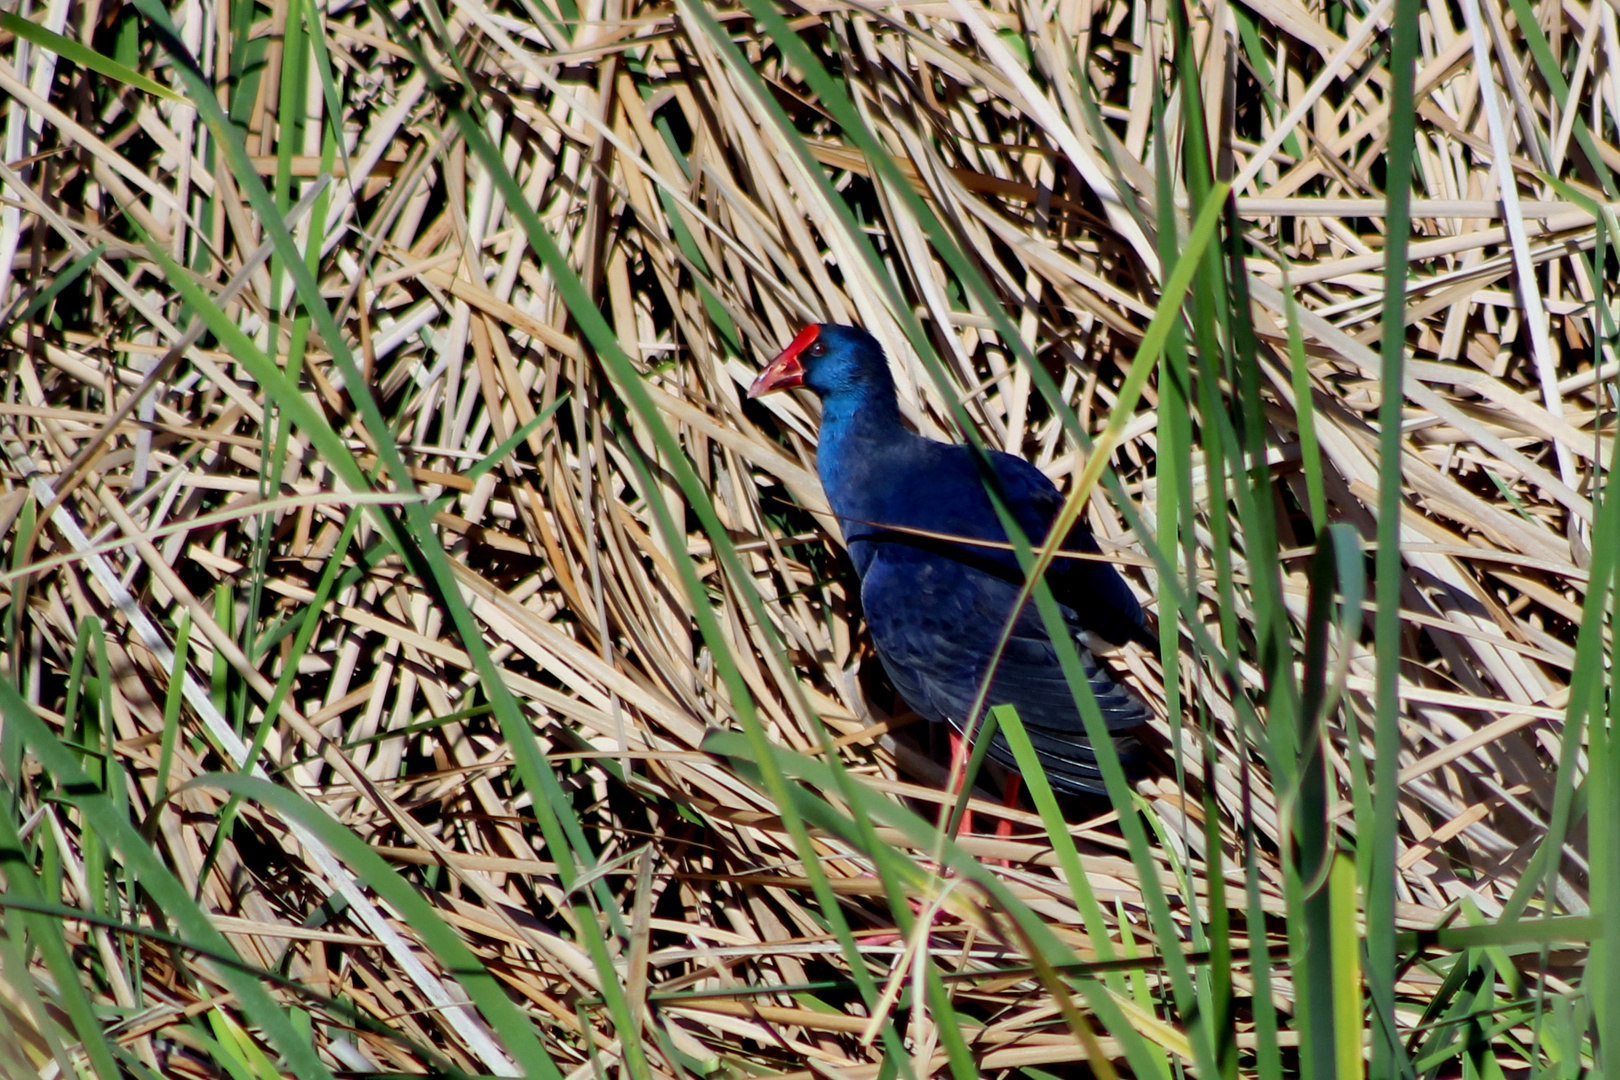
[[0, 0, 1613, 1073]]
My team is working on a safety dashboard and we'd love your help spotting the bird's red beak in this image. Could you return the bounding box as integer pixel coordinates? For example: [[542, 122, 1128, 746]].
[[747, 325, 819, 398]]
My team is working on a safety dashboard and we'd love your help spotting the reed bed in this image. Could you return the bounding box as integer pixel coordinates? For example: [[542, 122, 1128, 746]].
[[0, 0, 1614, 1074]]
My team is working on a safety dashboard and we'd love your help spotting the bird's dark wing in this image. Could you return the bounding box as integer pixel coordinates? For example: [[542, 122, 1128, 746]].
[[980, 450, 1148, 648], [861, 541, 1148, 796]]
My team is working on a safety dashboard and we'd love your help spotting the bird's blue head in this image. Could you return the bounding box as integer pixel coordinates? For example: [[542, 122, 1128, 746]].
[[747, 324, 897, 416]]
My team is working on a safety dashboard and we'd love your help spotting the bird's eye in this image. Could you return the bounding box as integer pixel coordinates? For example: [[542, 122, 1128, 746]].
[[808, 341, 827, 357]]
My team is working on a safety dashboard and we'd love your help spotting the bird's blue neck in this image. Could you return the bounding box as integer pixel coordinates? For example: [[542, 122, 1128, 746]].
[[818, 382, 902, 437], [815, 384, 910, 524]]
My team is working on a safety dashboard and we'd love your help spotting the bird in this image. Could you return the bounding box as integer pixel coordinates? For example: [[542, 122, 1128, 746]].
[[748, 323, 1152, 808]]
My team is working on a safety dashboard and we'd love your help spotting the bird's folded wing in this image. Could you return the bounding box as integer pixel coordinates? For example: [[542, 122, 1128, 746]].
[[862, 547, 1148, 794]]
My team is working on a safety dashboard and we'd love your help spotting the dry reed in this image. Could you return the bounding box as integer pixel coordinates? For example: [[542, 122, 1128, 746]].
[[0, 0, 1613, 1073]]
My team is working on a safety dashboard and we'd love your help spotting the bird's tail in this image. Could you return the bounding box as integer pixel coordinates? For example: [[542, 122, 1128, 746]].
[[976, 645, 1151, 797]]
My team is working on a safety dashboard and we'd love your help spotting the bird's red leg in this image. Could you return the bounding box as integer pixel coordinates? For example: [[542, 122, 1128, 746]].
[[996, 773, 1021, 840], [947, 730, 973, 838], [864, 730, 975, 948], [948, 732, 1016, 868]]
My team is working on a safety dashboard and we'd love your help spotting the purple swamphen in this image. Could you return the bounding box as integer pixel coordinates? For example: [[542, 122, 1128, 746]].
[[749, 324, 1151, 805]]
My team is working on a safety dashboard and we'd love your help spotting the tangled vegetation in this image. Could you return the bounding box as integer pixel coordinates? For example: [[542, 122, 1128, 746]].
[[0, 0, 1615, 1074]]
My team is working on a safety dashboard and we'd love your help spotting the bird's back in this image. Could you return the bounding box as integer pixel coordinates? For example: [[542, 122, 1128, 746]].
[[830, 435, 1144, 643]]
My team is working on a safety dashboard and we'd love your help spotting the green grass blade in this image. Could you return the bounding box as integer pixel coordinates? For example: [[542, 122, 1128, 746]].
[[0, 685, 339, 1080], [0, 9, 185, 103], [1370, 0, 1426, 1071], [1330, 854, 1363, 1080]]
